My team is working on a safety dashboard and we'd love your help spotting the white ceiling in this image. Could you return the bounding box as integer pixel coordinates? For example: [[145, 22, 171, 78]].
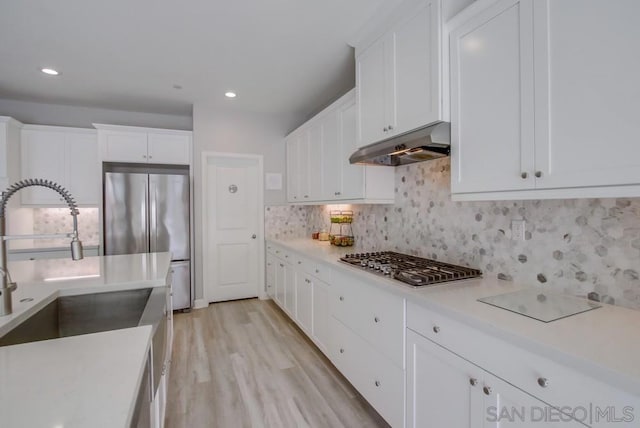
[[0, 0, 388, 120]]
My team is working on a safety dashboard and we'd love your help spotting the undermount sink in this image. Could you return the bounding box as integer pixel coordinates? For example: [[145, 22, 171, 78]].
[[0, 288, 155, 347]]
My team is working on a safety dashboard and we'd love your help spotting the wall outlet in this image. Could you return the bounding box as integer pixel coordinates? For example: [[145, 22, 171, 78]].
[[511, 219, 526, 241]]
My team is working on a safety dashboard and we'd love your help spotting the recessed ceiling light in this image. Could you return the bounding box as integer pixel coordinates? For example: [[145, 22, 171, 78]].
[[41, 68, 60, 76], [225, 91, 237, 98]]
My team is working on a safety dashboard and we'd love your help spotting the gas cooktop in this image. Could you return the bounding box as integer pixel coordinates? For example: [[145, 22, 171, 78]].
[[339, 251, 482, 287]]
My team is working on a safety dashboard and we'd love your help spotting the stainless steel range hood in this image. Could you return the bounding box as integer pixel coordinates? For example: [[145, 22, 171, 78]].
[[349, 122, 450, 166]]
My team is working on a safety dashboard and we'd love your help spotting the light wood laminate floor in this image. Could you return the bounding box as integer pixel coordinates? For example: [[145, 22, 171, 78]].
[[165, 298, 390, 428]]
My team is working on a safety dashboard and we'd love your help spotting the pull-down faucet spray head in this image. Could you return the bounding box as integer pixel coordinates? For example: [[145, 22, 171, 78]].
[[0, 179, 84, 316]]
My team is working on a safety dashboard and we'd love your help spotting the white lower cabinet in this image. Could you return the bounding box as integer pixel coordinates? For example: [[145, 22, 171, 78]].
[[330, 316, 405, 428], [268, 244, 328, 351], [265, 254, 276, 298], [274, 259, 285, 306], [407, 329, 586, 428], [266, 242, 405, 427], [284, 262, 296, 317], [407, 301, 638, 427], [295, 273, 313, 335], [311, 277, 330, 354]]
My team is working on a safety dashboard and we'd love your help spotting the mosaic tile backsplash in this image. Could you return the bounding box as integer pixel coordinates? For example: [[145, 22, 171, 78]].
[[33, 208, 100, 246], [266, 157, 640, 311], [264, 205, 310, 240]]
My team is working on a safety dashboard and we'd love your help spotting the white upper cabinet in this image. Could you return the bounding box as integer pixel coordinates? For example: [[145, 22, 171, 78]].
[[99, 130, 148, 163], [308, 125, 323, 201], [450, 0, 640, 200], [147, 133, 191, 165], [21, 126, 99, 206], [338, 100, 366, 200], [285, 90, 394, 204], [320, 110, 341, 201], [65, 131, 101, 205], [533, 0, 640, 190], [95, 124, 191, 165], [355, 0, 444, 148], [285, 135, 299, 202], [450, 0, 535, 195], [357, 39, 389, 146], [0, 117, 22, 191], [297, 131, 311, 201]]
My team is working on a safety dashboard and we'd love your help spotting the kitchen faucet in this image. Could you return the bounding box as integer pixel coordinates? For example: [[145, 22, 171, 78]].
[[0, 179, 84, 316]]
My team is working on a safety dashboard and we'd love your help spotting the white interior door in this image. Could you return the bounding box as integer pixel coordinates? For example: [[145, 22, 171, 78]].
[[204, 154, 263, 302]]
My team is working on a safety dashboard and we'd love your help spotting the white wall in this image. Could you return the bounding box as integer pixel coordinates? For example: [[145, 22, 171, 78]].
[[192, 102, 301, 300], [0, 98, 192, 130]]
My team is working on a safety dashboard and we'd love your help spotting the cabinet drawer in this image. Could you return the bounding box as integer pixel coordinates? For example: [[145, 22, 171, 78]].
[[329, 317, 404, 428], [407, 302, 639, 425], [292, 254, 311, 273], [310, 261, 332, 284], [330, 270, 405, 368]]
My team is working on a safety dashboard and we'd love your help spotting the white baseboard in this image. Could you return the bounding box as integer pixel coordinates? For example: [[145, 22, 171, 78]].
[[193, 299, 208, 309]]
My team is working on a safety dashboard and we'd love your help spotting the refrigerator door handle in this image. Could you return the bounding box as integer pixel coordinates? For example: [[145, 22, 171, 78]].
[[144, 177, 151, 252], [149, 176, 158, 252]]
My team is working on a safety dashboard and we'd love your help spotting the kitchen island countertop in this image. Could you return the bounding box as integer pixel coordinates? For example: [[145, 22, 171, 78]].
[[0, 326, 153, 428], [0, 252, 172, 427]]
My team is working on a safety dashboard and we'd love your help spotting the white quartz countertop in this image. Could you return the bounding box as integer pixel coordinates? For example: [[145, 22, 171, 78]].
[[0, 252, 172, 427], [0, 326, 152, 428], [268, 239, 640, 396]]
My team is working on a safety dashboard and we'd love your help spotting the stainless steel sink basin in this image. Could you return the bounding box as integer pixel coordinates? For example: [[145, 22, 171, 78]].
[[0, 288, 156, 347]]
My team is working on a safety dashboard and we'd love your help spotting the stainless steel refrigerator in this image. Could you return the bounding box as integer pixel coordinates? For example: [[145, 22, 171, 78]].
[[103, 167, 191, 310]]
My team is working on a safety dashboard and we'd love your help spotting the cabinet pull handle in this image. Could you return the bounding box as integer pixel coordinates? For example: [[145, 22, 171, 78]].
[[315, 269, 319, 274], [305, 278, 311, 284], [298, 261, 302, 264], [143, 155, 147, 159], [383, 127, 388, 132], [432, 326, 440, 333], [388, 125, 394, 130], [537, 377, 549, 388], [339, 296, 344, 301], [334, 191, 341, 196], [521, 172, 528, 179], [374, 316, 380, 323], [149, 155, 153, 159], [374, 380, 381, 387], [339, 348, 344, 354], [469, 378, 478, 386], [483, 386, 492, 395], [304, 195, 309, 198], [535, 171, 542, 178], [279, 263, 284, 267]]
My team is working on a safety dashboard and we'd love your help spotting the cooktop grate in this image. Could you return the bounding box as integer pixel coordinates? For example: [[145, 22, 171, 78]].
[[339, 251, 482, 286]]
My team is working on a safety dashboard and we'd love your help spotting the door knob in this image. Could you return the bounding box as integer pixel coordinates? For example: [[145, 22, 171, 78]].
[[537, 377, 549, 388], [251, 234, 257, 239]]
